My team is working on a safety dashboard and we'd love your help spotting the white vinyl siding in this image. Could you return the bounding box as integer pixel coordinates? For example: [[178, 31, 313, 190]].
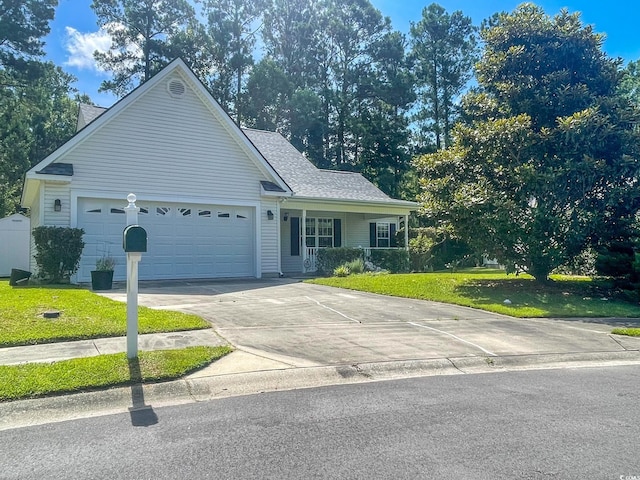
[[345, 214, 398, 248], [43, 182, 71, 226], [62, 72, 267, 202], [260, 199, 279, 275], [28, 190, 41, 275], [345, 213, 370, 248]]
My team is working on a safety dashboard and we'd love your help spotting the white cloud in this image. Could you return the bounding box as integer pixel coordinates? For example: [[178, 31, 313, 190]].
[[63, 26, 112, 73]]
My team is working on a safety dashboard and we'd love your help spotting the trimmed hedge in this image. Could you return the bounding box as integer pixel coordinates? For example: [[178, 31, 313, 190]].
[[317, 247, 364, 275], [369, 249, 410, 273], [33, 226, 85, 283]]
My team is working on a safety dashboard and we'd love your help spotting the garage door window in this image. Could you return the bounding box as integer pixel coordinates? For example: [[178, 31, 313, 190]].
[[156, 206, 171, 216]]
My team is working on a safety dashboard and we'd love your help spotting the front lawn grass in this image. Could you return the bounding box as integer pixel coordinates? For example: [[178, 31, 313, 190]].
[[0, 281, 209, 347], [611, 328, 640, 337], [0, 345, 232, 402], [307, 269, 640, 318]]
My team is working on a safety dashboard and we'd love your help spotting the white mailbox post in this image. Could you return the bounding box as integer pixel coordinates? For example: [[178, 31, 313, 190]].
[[125, 193, 141, 359]]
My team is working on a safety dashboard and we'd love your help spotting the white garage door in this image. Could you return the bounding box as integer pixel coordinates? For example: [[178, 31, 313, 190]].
[[77, 198, 255, 282]]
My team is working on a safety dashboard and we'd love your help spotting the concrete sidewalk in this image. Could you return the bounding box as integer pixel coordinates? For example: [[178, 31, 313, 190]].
[[0, 329, 227, 366]]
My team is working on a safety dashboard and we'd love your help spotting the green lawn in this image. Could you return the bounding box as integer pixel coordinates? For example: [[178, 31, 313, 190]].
[[307, 269, 640, 318], [0, 346, 232, 401], [0, 280, 209, 347]]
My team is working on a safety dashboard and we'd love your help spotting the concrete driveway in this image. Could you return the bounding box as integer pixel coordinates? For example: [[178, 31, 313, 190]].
[[101, 278, 640, 368]]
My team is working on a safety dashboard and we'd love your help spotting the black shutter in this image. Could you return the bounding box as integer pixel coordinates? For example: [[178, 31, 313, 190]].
[[390, 223, 397, 247], [290, 217, 300, 256], [369, 222, 377, 247], [333, 219, 342, 247]]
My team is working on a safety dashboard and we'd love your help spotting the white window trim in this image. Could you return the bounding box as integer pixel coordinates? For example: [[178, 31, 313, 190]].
[[305, 217, 334, 248], [376, 222, 390, 248]]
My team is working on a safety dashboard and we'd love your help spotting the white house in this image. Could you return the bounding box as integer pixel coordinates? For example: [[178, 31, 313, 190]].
[[21, 59, 417, 282]]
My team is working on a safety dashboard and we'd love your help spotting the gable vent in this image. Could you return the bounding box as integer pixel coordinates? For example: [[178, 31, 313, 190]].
[[167, 79, 186, 98]]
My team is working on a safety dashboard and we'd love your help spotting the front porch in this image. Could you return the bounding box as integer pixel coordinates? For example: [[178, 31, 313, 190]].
[[279, 207, 409, 274]]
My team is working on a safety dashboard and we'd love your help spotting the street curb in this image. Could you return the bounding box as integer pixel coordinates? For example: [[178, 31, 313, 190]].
[[1, 350, 639, 432]]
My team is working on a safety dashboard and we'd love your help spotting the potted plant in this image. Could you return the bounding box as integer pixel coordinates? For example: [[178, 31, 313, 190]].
[[91, 255, 116, 290]]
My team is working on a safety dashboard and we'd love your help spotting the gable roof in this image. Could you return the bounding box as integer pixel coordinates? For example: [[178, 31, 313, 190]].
[[22, 59, 416, 209], [22, 58, 291, 206], [244, 129, 416, 207]]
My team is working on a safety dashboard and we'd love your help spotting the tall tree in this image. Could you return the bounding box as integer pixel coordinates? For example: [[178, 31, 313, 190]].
[[409, 3, 476, 150], [0, 0, 57, 72], [619, 59, 640, 105], [414, 5, 640, 282], [91, 0, 195, 96], [201, 0, 265, 124], [356, 31, 415, 197], [0, 0, 78, 216], [245, 0, 326, 160], [261, 0, 324, 91], [323, 0, 391, 168], [0, 63, 81, 217], [245, 0, 414, 195]]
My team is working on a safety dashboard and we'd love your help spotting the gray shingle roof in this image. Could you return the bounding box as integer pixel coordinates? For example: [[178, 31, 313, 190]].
[[69, 104, 413, 206], [77, 104, 107, 131], [37, 163, 74, 176], [244, 129, 406, 204]]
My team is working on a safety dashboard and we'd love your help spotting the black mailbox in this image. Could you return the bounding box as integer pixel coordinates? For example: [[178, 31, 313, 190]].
[[123, 225, 147, 252]]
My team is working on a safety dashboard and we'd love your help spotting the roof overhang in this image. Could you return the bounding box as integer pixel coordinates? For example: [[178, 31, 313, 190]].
[[21, 172, 72, 208], [24, 58, 292, 198], [281, 196, 419, 215], [260, 180, 292, 197]]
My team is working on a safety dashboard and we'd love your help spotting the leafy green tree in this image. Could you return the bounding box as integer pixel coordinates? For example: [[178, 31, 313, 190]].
[[91, 0, 195, 96], [619, 59, 640, 105], [200, 0, 266, 124], [414, 5, 640, 283], [261, 0, 324, 91], [244, 58, 292, 131], [409, 3, 476, 150], [357, 31, 415, 197], [0, 63, 81, 217], [0, 0, 57, 71]]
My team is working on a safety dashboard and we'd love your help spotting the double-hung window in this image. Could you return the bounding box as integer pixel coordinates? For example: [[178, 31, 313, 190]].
[[370, 221, 397, 248], [376, 223, 390, 247], [305, 217, 334, 248]]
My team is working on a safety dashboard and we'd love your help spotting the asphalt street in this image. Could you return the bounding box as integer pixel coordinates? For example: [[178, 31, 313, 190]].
[[1, 365, 639, 479]]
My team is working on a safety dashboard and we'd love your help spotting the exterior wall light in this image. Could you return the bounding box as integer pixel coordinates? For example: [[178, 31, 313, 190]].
[[283, 212, 289, 221], [54, 199, 62, 212], [267, 210, 274, 220]]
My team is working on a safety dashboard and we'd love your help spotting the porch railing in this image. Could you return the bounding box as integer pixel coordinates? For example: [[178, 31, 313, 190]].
[[304, 247, 318, 273]]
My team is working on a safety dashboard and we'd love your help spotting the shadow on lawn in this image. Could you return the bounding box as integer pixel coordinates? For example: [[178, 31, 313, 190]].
[[454, 277, 640, 327]]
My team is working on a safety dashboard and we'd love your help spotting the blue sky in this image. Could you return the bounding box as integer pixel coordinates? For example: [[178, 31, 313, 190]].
[[45, 0, 640, 107]]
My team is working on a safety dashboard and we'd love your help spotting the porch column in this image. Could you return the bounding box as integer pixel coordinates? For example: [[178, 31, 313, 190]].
[[404, 214, 409, 251], [302, 209, 307, 272]]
